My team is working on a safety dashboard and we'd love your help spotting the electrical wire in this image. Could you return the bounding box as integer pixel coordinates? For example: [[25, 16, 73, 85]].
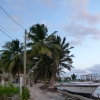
[[0, 24, 16, 38], [0, 6, 25, 30], [0, 28, 13, 39]]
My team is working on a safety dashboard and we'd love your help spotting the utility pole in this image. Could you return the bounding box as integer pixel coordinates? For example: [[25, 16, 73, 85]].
[[24, 30, 27, 88]]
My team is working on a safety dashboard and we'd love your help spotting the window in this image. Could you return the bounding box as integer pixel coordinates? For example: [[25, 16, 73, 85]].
[[4, 78, 8, 81]]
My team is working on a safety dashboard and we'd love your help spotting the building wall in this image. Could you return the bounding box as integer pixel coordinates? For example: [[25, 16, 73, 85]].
[[1, 72, 20, 83]]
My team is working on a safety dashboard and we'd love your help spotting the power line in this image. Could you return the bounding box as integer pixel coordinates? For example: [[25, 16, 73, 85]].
[[0, 6, 25, 30], [0, 24, 16, 38], [0, 28, 13, 39]]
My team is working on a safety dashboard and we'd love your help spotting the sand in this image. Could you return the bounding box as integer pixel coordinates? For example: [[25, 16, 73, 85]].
[[28, 83, 66, 100]]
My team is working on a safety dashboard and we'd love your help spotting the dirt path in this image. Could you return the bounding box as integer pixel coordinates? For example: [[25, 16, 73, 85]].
[[28, 83, 65, 100]]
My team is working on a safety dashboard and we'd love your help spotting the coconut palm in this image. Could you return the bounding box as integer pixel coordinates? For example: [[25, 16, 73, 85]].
[[31, 54, 52, 85], [58, 37, 74, 70], [26, 24, 60, 76], [71, 73, 77, 81], [0, 39, 24, 80], [26, 24, 74, 87], [49, 36, 74, 86]]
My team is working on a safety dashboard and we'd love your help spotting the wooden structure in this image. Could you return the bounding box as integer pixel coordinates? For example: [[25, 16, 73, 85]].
[[80, 74, 99, 81]]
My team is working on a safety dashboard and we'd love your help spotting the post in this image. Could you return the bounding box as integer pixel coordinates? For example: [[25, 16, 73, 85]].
[[24, 30, 27, 88], [20, 76, 22, 94], [1, 77, 4, 86]]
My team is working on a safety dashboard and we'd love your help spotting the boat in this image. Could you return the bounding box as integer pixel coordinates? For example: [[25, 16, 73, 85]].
[[92, 86, 100, 98], [57, 81, 100, 93], [57, 74, 100, 97]]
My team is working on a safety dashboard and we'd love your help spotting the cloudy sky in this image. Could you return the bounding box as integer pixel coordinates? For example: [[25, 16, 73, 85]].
[[0, 0, 100, 78]]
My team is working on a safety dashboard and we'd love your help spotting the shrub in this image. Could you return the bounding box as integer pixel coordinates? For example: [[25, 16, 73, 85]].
[[21, 87, 30, 100], [4, 82, 20, 97], [0, 82, 20, 98], [0, 85, 4, 98]]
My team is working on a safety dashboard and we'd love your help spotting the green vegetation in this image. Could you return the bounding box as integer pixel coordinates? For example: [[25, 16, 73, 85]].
[[21, 87, 30, 100], [0, 23, 74, 88], [0, 83, 19, 99], [71, 73, 77, 81], [0, 39, 24, 81]]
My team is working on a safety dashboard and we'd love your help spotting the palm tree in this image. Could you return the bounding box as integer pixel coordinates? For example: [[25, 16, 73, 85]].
[[71, 73, 77, 81], [31, 54, 52, 85], [49, 36, 74, 87], [26, 24, 60, 76], [59, 37, 74, 70], [26, 24, 74, 87], [0, 39, 24, 81]]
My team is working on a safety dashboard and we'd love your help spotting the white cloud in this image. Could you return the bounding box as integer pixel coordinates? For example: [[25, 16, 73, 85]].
[[64, 64, 100, 79], [60, 0, 100, 46], [62, 22, 100, 39], [68, 11, 100, 25], [61, 21, 100, 46]]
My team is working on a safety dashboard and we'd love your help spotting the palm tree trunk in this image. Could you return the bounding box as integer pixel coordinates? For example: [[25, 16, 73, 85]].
[[26, 57, 42, 77], [50, 64, 57, 87], [32, 71, 39, 85]]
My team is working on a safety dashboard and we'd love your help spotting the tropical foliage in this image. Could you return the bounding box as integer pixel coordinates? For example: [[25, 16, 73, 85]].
[[0, 82, 19, 99], [0, 39, 24, 79], [21, 86, 30, 100], [0, 24, 74, 87], [71, 73, 77, 81]]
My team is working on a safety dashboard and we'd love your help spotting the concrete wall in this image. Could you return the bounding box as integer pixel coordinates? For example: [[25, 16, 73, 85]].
[[1, 72, 21, 83]]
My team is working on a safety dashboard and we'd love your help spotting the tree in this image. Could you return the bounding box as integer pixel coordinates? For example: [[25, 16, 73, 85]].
[[32, 54, 52, 85], [0, 39, 24, 81], [71, 73, 77, 81], [26, 24, 74, 87], [26, 24, 60, 76], [49, 35, 74, 87], [58, 37, 74, 70]]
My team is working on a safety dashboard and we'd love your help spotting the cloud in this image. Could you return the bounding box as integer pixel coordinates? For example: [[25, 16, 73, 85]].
[[71, 69, 86, 74], [64, 64, 100, 78], [68, 11, 100, 25], [60, 0, 100, 46], [61, 22, 100, 46], [62, 22, 100, 39], [87, 64, 100, 76]]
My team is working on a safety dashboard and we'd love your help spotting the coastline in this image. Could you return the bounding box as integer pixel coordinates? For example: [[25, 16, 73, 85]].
[[28, 83, 94, 100], [28, 83, 66, 100]]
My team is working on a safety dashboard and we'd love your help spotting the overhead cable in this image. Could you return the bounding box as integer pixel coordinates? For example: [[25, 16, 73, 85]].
[[0, 6, 25, 30], [0, 28, 13, 39], [0, 24, 16, 38]]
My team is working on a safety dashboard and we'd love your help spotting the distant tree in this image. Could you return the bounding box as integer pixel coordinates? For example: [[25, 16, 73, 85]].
[[71, 73, 77, 81], [0, 39, 24, 80]]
